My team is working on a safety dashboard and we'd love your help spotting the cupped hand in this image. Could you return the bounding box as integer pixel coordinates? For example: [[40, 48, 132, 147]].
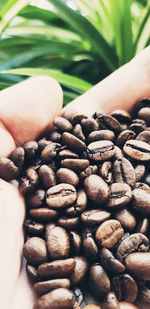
[[0, 46, 150, 309]]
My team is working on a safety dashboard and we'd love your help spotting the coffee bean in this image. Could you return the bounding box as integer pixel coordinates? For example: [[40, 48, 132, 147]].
[[95, 219, 124, 249], [57, 168, 79, 186], [62, 132, 86, 152], [84, 175, 109, 204], [111, 109, 131, 123], [73, 287, 83, 306], [116, 130, 136, 148], [9, 146, 25, 168], [29, 208, 58, 222], [82, 305, 101, 309], [33, 288, 75, 309], [136, 218, 149, 234], [46, 183, 77, 208], [125, 252, 150, 280], [136, 130, 150, 144], [61, 158, 89, 170], [23, 237, 48, 266], [70, 256, 89, 284], [115, 209, 136, 231], [82, 228, 98, 261], [81, 117, 99, 133], [99, 161, 113, 184], [41, 143, 59, 162], [62, 108, 77, 122], [38, 139, 51, 152], [73, 124, 85, 141], [96, 114, 121, 134], [81, 209, 111, 226], [26, 263, 39, 283], [87, 141, 115, 161], [0, 158, 19, 181], [19, 168, 39, 194], [38, 258, 75, 278], [100, 248, 125, 274], [58, 216, 79, 229], [49, 128, 61, 142], [134, 164, 145, 182], [33, 278, 71, 296], [59, 148, 79, 159], [123, 140, 150, 161], [113, 158, 136, 186], [88, 264, 110, 300], [107, 183, 132, 208], [25, 220, 45, 236], [134, 182, 149, 190], [132, 188, 150, 216], [65, 189, 87, 216], [46, 226, 70, 259], [39, 165, 56, 189], [138, 286, 150, 304], [102, 291, 120, 309], [116, 233, 149, 261], [80, 165, 98, 179], [112, 274, 138, 302], [88, 130, 115, 144], [114, 146, 123, 160], [27, 189, 45, 208], [138, 107, 150, 124], [70, 231, 81, 254], [53, 116, 73, 132]]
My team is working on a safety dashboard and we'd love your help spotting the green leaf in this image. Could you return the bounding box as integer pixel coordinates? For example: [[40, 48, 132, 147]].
[[134, 0, 150, 50], [0, 0, 30, 34], [2, 67, 92, 93], [49, 0, 117, 71], [63, 90, 78, 105], [19, 4, 58, 23]]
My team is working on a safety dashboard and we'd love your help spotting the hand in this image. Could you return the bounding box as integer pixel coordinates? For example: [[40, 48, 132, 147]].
[[0, 46, 150, 309]]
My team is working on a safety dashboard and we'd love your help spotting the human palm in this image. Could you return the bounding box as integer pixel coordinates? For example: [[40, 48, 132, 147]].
[[0, 47, 150, 309]]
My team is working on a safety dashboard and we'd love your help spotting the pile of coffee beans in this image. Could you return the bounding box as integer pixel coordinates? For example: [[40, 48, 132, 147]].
[[1, 99, 150, 309]]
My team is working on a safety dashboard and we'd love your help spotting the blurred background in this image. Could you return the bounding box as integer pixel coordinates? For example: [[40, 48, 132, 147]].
[[0, 0, 149, 105]]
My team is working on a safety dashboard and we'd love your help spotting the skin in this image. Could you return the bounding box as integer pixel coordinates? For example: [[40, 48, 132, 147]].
[[0, 46, 150, 309]]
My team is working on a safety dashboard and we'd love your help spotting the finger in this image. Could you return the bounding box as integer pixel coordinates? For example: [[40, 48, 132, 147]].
[[0, 75, 63, 156], [120, 302, 139, 309], [0, 179, 25, 309], [66, 46, 150, 116]]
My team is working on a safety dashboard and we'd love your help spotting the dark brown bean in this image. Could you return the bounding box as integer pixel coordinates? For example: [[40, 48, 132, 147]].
[[62, 132, 86, 151], [84, 175, 109, 205], [100, 248, 125, 274], [96, 219, 124, 249], [65, 189, 87, 216], [38, 258, 75, 278], [29, 207, 58, 222], [19, 168, 39, 194], [57, 168, 79, 186], [134, 164, 145, 182], [112, 274, 138, 302], [123, 140, 150, 161], [132, 188, 150, 216], [70, 231, 81, 254], [47, 226, 70, 259], [115, 209, 136, 231], [136, 130, 150, 144], [33, 278, 71, 296], [81, 117, 99, 133], [53, 116, 73, 131], [39, 165, 56, 189], [138, 107, 150, 124], [70, 256, 89, 284], [80, 165, 98, 179], [102, 292, 120, 309], [81, 209, 111, 226], [113, 158, 136, 186], [27, 189, 45, 208], [116, 130, 136, 148], [58, 216, 79, 230], [24, 140, 38, 158], [88, 264, 110, 300], [0, 158, 19, 181], [87, 141, 115, 161], [41, 143, 59, 162], [25, 220, 45, 236], [88, 130, 115, 143], [26, 264, 39, 283], [111, 109, 131, 123], [73, 124, 85, 141], [136, 218, 149, 234], [125, 252, 150, 280], [23, 237, 47, 266], [46, 183, 77, 208], [107, 183, 132, 208], [59, 149, 79, 159], [9, 146, 25, 168], [61, 158, 89, 170], [99, 161, 113, 184], [96, 114, 121, 134]]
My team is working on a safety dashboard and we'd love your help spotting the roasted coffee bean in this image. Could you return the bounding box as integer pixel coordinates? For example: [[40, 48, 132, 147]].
[[46, 183, 77, 208], [25, 220, 45, 236], [99, 161, 113, 184], [65, 189, 87, 216], [70, 256, 89, 284], [116, 233, 149, 261], [112, 109, 131, 123], [102, 291, 120, 309], [24, 141, 38, 158], [29, 207, 58, 222], [107, 183, 132, 208], [59, 148, 79, 159], [125, 252, 150, 280], [82, 228, 98, 261], [70, 231, 81, 254], [62, 132, 86, 152], [62, 108, 77, 122], [96, 114, 121, 134], [100, 248, 125, 273], [113, 158, 136, 186], [9, 146, 25, 168], [58, 216, 79, 229], [114, 146, 123, 159], [26, 263, 39, 283], [136, 130, 150, 144], [57, 168, 79, 186], [33, 278, 71, 296], [88, 264, 110, 300], [116, 130, 136, 148], [72, 113, 87, 125], [87, 141, 115, 161], [88, 129, 115, 143], [115, 209, 136, 231], [132, 188, 150, 216], [53, 116, 73, 132], [136, 218, 149, 234], [47, 226, 70, 259], [73, 287, 83, 306], [96, 219, 124, 249], [129, 122, 145, 134], [123, 140, 150, 161], [0, 158, 19, 181], [134, 182, 149, 190], [38, 139, 51, 152], [84, 175, 109, 204], [112, 274, 138, 302], [19, 168, 39, 194], [33, 288, 75, 309], [82, 305, 101, 309], [81, 118, 99, 134], [138, 107, 150, 124], [39, 165, 56, 189], [138, 286, 150, 304], [38, 258, 75, 278], [80, 165, 98, 179], [23, 237, 48, 266], [81, 209, 111, 226], [41, 143, 59, 162], [49, 128, 61, 142], [61, 158, 89, 170], [134, 164, 145, 182], [27, 189, 45, 208], [73, 124, 85, 141]]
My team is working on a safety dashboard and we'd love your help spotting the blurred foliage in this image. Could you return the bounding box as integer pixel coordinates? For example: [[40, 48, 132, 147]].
[[0, 0, 149, 104]]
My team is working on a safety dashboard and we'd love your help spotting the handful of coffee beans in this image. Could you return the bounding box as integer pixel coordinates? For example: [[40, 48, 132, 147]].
[[1, 99, 150, 309]]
